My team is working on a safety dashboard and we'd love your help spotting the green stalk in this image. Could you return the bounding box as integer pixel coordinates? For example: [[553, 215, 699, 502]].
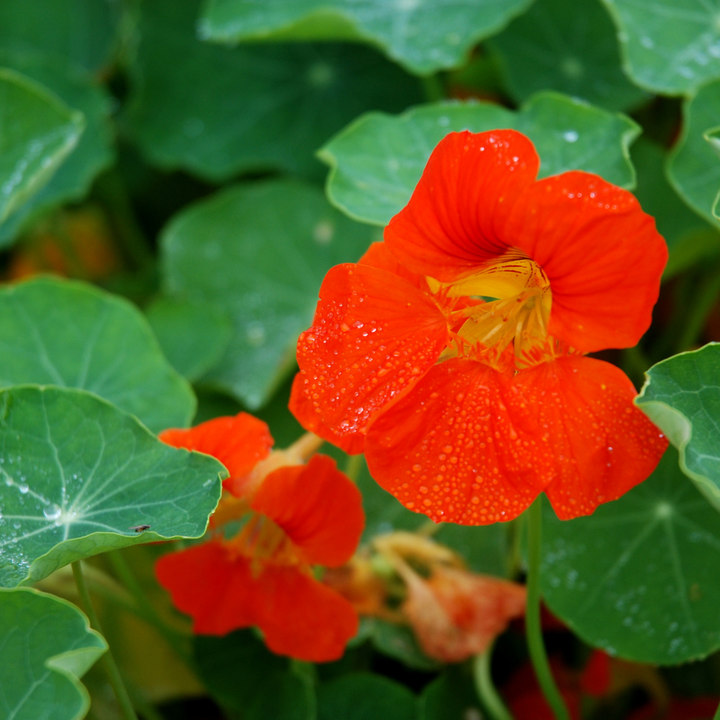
[[472, 647, 514, 720], [72, 561, 139, 720], [714, 699, 720, 720], [343, 453, 364, 483], [525, 499, 570, 720], [421, 73, 445, 102]]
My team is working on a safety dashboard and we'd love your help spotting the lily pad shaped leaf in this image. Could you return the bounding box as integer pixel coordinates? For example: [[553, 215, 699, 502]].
[[0, 277, 196, 434], [199, 0, 535, 75], [542, 447, 720, 664], [160, 179, 377, 408], [636, 343, 720, 512], [667, 79, 720, 228], [599, 0, 720, 95], [0, 386, 225, 588], [0, 587, 106, 720], [0, 68, 84, 225], [321, 92, 640, 226]]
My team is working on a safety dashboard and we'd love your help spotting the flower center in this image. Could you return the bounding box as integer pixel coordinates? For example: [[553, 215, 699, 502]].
[[228, 512, 300, 574], [430, 252, 554, 371]]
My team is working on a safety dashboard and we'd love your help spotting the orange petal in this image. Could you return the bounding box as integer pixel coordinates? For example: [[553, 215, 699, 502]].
[[294, 262, 448, 438], [358, 241, 430, 292], [384, 130, 538, 281], [253, 564, 359, 662], [529, 356, 668, 519], [365, 360, 554, 525], [155, 541, 255, 635], [160, 413, 273, 497], [500, 172, 667, 352], [289, 373, 365, 454], [251, 454, 364, 567]]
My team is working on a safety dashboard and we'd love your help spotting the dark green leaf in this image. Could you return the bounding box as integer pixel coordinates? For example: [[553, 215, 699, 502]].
[[0, 587, 106, 720], [636, 343, 720, 512], [600, 0, 720, 95], [542, 447, 720, 664], [322, 92, 639, 226], [124, 0, 423, 181], [160, 179, 378, 408], [145, 297, 233, 383], [199, 0, 534, 75], [195, 630, 315, 720], [317, 672, 417, 720], [668, 79, 720, 228], [0, 52, 115, 247], [418, 666, 481, 720], [488, 0, 648, 111], [364, 618, 440, 672], [0, 386, 224, 588], [0, 277, 195, 433], [0, 68, 83, 224]]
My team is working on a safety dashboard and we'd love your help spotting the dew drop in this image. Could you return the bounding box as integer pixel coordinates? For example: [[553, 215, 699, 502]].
[[43, 503, 62, 520]]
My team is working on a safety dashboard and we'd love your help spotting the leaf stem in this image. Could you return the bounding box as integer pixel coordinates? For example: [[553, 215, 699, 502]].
[[472, 646, 514, 720], [343, 453, 363, 483], [525, 499, 570, 720], [72, 561, 139, 720]]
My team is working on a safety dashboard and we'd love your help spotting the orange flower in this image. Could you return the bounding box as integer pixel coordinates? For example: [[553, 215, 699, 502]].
[[155, 414, 365, 662], [291, 129, 668, 524]]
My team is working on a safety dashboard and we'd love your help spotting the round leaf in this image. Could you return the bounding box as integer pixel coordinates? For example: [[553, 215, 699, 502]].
[[124, 0, 424, 181], [0, 587, 107, 720], [488, 0, 648, 111], [542, 447, 720, 664], [0, 385, 224, 588], [0, 68, 83, 225], [318, 672, 417, 720], [160, 179, 377, 408], [321, 92, 640, 226], [668, 80, 720, 228], [636, 343, 720, 511], [600, 0, 720, 95], [0, 277, 196, 433], [199, 0, 534, 75]]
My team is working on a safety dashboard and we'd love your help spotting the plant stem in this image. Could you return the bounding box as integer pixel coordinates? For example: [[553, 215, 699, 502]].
[[714, 697, 720, 720], [72, 561, 140, 720], [525, 499, 570, 720], [421, 73, 445, 102], [343, 453, 363, 483], [472, 647, 514, 720]]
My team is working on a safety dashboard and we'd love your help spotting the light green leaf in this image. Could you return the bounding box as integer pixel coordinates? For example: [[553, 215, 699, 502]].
[[362, 618, 441, 671], [318, 672, 416, 720], [0, 277, 195, 434], [600, 0, 720, 95], [668, 79, 720, 228], [0, 68, 83, 225], [199, 0, 534, 75], [0, 587, 106, 720], [488, 0, 648, 112], [636, 343, 720, 512], [124, 0, 423, 181], [0, 385, 225, 588], [321, 92, 640, 226], [160, 179, 377, 408], [0, 0, 119, 75], [145, 297, 233, 383], [0, 52, 115, 247], [542, 446, 720, 664]]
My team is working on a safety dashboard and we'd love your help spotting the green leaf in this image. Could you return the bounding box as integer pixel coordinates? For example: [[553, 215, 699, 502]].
[[322, 92, 640, 227], [0, 587, 106, 720], [0, 52, 116, 247], [194, 630, 315, 720], [145, 297, 233, 383], [418, 666, 481, 720], [488, 0, 648, 112], [0, 277, 195, 433], [668, 79, 720, 229], [124, 0, 423, 182], [542, 446, 720, 664], [0, 68, 83, 225], [0, 385, 224, 588], [364, 619, 440, 671], [199, 0, 534, 75], [0, 0, 119, 75], [160, 179, 378, 408], [636, 343, 720, 512], [317, 672, 417, 720], [630, 138, 718, 279], [599, 0, 720, 95]]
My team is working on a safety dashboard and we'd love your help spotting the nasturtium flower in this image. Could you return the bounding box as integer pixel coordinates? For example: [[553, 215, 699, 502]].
[[155, 414, 365, 662], [291, 129, 668, 525]]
